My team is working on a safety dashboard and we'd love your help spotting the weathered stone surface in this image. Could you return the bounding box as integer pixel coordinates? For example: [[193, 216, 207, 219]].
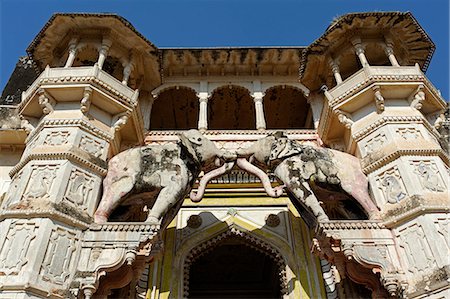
[[237, 133, 379, 221], [94, 130, 235, 226]]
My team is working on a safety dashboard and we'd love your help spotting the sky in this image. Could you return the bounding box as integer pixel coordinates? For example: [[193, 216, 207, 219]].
[[0, 0, 448, 99]]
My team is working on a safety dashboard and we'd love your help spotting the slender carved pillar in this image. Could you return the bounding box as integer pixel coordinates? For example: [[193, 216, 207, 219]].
[[122, 61, 134, 85], [64, 37, 78, 68], [351, 38, 369, 67], [252, 92, 266, 130], [97, 38, 112, 69], [383, 42, 400, 67], [328, 58, 343, 85], [197, 92, 209, 131]]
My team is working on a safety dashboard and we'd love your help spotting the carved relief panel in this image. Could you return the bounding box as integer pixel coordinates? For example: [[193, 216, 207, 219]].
[[396, 127, 422, 141], [396, 223, 437, 276], [2, 170, 24, 208], [410, 160, 446, 193], [363, 133, 386, 156], [40, 227, 79, 285], [375, 167, 408, 205], [0, 221, 38, 275], [63, 167, 96, 212], [22, 165, 59, 201], [43, 131, 71, 146], [78, 133, 107, 159]]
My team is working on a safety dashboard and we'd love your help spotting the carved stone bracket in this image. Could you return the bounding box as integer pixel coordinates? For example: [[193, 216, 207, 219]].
[[372, 85, 385, 113], [72, 223, 162, 298], [111, 111, 130, 133], [38, 89, 56, 115], [334, 109, 354, 129], [80, 87, 93, 115], [409, 85, 425, 110], [312, 221, 406, 297]]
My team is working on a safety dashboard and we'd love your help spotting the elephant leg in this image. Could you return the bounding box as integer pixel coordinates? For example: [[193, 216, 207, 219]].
[[94, 175, 135, 223], [301, 182, 329, 222], [146, 183, 185, 224], [287, 182, 329, 222]]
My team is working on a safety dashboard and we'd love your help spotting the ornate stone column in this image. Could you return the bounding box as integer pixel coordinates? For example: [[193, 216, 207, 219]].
[[0, 63, 152, 298], [64, 37, 79, 68], [383, 41, 400, 67], [328, 58, 343, 85], [97, 38, 112, 69], [252, 91, 266, 130], [351, 37, 369, 67], [197, 92, 209, 132]]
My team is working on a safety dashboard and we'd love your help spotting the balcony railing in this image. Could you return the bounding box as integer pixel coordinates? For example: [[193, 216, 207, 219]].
[[22, 65, 137, 103], [328, 64, 423, 106]]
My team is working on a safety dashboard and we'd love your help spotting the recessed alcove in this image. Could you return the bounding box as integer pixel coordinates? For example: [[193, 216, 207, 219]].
[[264, 86, 313, 129], [208, 85, 255, 130], [150, 87, 199, 130]]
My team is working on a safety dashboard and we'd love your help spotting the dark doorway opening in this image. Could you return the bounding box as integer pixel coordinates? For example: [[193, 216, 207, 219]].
[[187, 237, 282, 299]]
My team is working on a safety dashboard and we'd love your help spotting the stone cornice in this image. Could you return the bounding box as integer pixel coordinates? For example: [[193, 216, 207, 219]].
[[318, 220, 386, 231], [88, 222, 160, 233], [19, 75, 138, 113], [352, 115, 440, 142], [362, 148, 450, 174], [27, 118, 113, 143], [382, 195, 450, 228], [0, 209, 90, 229], [9, 151, 107, 177]]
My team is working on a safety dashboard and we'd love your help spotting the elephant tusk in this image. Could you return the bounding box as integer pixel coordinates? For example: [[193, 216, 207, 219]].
[[236, 158, 283, 198], [190, 161, 235, 202]]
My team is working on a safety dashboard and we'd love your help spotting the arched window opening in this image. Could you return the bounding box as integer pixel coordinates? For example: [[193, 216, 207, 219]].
[[150, 88, 199, 130], [264, 86, 313, 129], [186, 234, 285, 299], [208, 86, 254, 130]]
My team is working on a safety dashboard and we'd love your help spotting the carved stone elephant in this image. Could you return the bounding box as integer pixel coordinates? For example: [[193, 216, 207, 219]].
[[94, 130, 235, 224], [236, 132, 379, 221]]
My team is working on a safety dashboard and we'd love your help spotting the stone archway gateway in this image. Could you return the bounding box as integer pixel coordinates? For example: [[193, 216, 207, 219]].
[[183, 229, 287, 299]]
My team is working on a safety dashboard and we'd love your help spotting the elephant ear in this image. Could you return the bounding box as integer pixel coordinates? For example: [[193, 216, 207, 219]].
[[269, 138, 302, 161], [178, 133, 200, 164]]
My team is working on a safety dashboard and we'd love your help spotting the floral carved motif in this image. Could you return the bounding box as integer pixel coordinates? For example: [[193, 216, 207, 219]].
[[44, 131, 70, 146], [396, 127, 422, 141], [364, 133, 386, 155], [79, 135, 104, 158]]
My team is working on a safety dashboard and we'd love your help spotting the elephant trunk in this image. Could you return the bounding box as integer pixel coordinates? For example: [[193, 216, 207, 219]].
[[190, 161, 235, 202], [236, 158, 284, 198]]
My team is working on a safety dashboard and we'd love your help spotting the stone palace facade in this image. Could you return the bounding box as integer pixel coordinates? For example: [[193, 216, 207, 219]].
[[0, 11, 449, 299]]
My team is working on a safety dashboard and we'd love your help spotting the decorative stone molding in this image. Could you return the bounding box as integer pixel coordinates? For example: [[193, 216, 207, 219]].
[[312, 221, 404, 297], [9, 151, 107, 178], [265, 213, 281, 227], [27, 118, 113, 145], [353, 115, 439, 142], [363, 148, 449, 174]]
